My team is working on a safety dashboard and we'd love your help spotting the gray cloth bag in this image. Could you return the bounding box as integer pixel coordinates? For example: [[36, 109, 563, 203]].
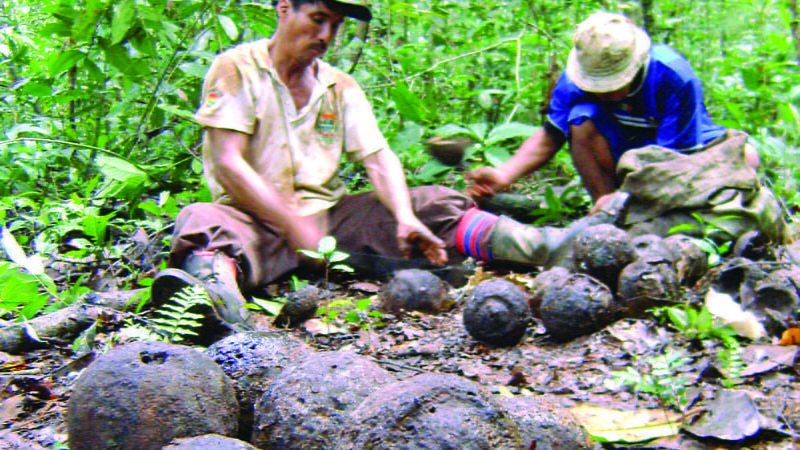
[[616, 130, 787, 243]]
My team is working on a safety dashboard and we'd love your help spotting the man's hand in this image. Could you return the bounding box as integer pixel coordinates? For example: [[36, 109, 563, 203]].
[[397, 221, 447, 267], [464, 167, 513, 199]]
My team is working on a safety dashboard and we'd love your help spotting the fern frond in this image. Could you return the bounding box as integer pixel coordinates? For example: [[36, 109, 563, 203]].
[[151, 284, 212, 343]]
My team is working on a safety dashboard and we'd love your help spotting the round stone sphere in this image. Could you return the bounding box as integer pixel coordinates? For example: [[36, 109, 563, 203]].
[[540, 273, 615, 342], [68, 341, 238, 450], [205, 332, 311, 440], [617, 258, 680, 318], [573, 224, 636, 292], [463, 279, 531, 347], [663, 234, 709, 286], [631, 234, 676, 264], [379, 269, 453, 314], [529, 267, 572, 318], [251, 351, 396, 449], [338, 373, 522, 448]]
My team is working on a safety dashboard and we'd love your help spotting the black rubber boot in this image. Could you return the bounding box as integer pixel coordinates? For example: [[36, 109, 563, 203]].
[[489, 192, 629, 268], [151, 251, 254, 331]]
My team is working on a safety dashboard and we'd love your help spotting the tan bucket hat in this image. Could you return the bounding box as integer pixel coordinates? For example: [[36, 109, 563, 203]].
[[566, 12, 650, 93]]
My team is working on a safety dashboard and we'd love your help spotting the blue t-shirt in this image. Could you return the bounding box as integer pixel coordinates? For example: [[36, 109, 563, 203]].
[[547, 44, 726, 156]]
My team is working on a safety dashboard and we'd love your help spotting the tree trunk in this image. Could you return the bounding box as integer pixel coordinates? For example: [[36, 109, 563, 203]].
[[790, 0, 800, 66], [0, 289, 146, 355], [640, 0, 655, 37]]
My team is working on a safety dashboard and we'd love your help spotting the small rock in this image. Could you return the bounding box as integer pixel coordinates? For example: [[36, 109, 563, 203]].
[[251, 351, 396, 449], [463, 279, 531, 347], [67, 341, 238, 450], [540, 273, 615, 342], [379, 269, 453, 314], [753, 268, 800, 335], [498, 395, 590, 450], [164, 434, 258, 450], [273, 285, 322, 327], [573, 224, 635, 292], [338, 373, 522, 448]]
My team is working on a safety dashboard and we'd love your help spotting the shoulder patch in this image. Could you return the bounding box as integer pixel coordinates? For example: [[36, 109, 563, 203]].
[[204, 89, 222, 108]]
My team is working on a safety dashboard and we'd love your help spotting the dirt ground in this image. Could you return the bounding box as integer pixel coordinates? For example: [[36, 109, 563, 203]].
[[0, 255, 799, 449]]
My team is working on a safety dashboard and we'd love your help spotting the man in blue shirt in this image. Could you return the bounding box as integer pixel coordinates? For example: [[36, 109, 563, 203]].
[[468, 12, 757, 206]]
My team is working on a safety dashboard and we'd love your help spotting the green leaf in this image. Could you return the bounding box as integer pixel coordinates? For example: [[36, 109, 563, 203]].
[[71, 0, 104, 43], [111, 0, 137, 44], [432, 124, 475, 139], [332, 264, 354, 273], [667, 223, 698, 234], [251, 297, 285, 316], [414, 159, 453, 183], [218, 15, 238, 40], [485, 122, 538, 146], [356, 298, 372, 311], [391, 82, 428, 124], [329, 251, 349, 263], [48, 49, 86, 77], [667, 307, 689, 331], [345, 310, 360, 324], [317, 236, 336, 254], [466, 123, 488, 142], [157, 104, 196, 122], [96, 154, 148, 186], [484, 146, 512, 167], [298, 249, 322, 259]]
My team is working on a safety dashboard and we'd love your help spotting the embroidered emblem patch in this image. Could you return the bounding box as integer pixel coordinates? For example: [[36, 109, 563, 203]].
[[317, 113, 339, 144], [205, 89, 222, 108]]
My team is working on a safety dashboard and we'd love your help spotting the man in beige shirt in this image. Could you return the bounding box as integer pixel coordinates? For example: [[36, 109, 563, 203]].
[[152, 0, 621, 332]]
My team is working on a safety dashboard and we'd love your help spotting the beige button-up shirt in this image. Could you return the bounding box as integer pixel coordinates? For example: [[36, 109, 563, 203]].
[[195, 39, 388, 217]]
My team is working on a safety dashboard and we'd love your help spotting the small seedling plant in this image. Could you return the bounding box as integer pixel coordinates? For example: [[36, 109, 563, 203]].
[[668, 213, 738, 267], [610, 347, 694, 411], [298, 236, 354, 287]]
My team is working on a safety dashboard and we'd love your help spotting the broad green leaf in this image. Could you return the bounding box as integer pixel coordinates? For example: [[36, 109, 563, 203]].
[[329, 251, 349, 263], [391, 82, 428, 124], [485, 122, 538, 146], [218, 15, 239, 40], [356, 298, 372, 311], [332, 264, 354, 273], [298, 249, 322, 259], [667, 307, 689, 330], [71, 0, 104, 43], [484, 146, 512, 167], [390, 122, 424, 154], [432, 124, 474, 139], [111, 0, 137, 44], [96, 154, 148, 186], [157, 104, 196, 122], [345, 310, 360, 324], [251, 297, 285, 316], [318, 236, 336, 254], [48, 49, 86, 77], [466, 123, 488, 142], [178, 61, 210, 79], [414, 159, 453, 183]]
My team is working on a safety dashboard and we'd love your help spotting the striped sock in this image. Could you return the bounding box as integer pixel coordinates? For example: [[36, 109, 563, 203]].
[[455, 208, 499, 261]]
